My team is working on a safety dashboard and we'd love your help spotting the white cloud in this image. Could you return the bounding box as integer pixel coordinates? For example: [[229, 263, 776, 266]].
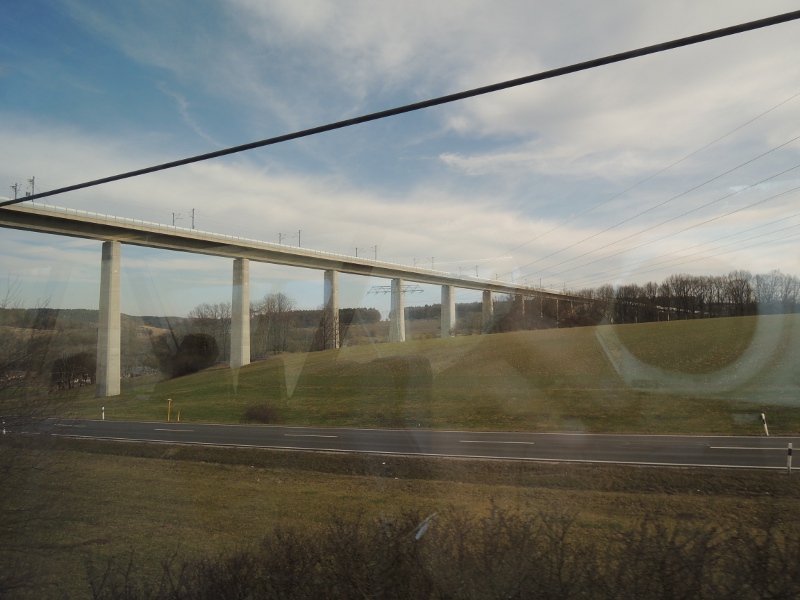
[[4, 104, 800, 307], [6, 1, 800, 312], [56, 0, 800, 175], [157, 83, 220, 146]]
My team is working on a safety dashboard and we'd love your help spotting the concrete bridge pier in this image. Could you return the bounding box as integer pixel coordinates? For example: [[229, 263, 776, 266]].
[[324, 269, 340, 349], [389, 278, 405, 342], [514, 294, 525, 315], [482, 290, 493, 333], [231, 258, 250, 369], [441, 285, 455, 337], [96, 241, 121, 397]]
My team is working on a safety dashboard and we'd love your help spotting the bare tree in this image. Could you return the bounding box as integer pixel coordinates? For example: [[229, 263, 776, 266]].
[[725, 270, 755, 317], [779, 272, 800, 313], [755, 271, 780, 312], [595, 284, 615, 322], [251, 293, 295, 356], [755, 270, 800, 314], [0, 280, 67, 594], [313, 303, 337, 351], [188, 302, 231, 361]]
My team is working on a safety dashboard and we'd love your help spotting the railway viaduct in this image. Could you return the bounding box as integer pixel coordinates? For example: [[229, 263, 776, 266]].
[[0, 203, 589, 397]]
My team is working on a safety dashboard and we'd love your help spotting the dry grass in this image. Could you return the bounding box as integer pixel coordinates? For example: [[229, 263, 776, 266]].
[[3, 436, 800, 598]]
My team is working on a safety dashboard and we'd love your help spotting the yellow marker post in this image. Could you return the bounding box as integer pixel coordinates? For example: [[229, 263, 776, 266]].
[[177, 411, 180, 423], [167, 398, 172, 422]]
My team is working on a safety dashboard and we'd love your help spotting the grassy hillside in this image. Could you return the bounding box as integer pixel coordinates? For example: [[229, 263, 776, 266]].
[[67, 314, 800, 434]]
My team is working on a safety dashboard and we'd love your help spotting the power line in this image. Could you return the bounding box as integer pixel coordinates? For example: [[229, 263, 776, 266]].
[[570, 214, 800, 287], [517, 161, 800, 282], [551, 184, 800, 287], [476, 88, 800, 272], [3, 9, 800, 208], [574, 228, 800, 288], [510, 132, 800, 280], [562, 211, 800, 287]]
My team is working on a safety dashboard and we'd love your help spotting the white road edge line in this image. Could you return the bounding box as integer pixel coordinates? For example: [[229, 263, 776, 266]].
[[709, 446, 786, 450], [460, 440, 535, 445], [53, 434, 786, 470], [285, 434, 338, 438], [59, 418, 800, 439], [154, 428, 195, 432]]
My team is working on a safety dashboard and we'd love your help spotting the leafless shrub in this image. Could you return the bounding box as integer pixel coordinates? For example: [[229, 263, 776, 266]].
[[241, 403, 283, 424], [83, 505, 800, 600]]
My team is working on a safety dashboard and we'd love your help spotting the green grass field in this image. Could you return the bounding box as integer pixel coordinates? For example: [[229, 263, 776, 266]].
[[68, 314, 800, 434]]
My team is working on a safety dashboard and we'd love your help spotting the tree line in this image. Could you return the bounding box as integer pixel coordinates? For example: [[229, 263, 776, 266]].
[[469, 269, 799, 333], [19, 269, 794, 384], [405, 302, 483, 321], [186, 293, 382, 361], [181, 269, 799, 369], [572, 269, 799, 326]]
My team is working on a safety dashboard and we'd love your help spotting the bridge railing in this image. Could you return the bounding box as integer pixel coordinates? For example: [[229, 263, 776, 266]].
[[16, 203, 579, 296], [26, 204, 494, 279]]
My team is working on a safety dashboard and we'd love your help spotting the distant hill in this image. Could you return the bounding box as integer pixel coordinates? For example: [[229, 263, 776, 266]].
[[67, 313, 800, 435], [0, 308, 190, 330]]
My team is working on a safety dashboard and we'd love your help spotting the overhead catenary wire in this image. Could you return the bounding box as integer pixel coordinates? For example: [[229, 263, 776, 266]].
[[536, 186, 800, 290], [562, 210, 800, 288], [569, 223, 800, 290], [434, 197, 800, 295], [469, 179, 800, 293], [516, 159, 800, 282], [570, 212, 800, 287], [534, 183, 800, 287], [461, 178, 800, 296], [572, 228, 800, 289], [2, 9, 800, 208], [508, 133, 800, 281], [476, 88, 800, 272]]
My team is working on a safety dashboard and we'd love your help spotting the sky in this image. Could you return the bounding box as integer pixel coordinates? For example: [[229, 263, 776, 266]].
[[1, 0, 800, 318]]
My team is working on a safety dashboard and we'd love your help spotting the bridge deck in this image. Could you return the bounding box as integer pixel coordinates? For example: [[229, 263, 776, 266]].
[[0, 203, 587, 300]]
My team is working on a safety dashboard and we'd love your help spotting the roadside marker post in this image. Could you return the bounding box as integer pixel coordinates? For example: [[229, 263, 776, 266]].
[[167, 398, 172, 423], [761, 413, 769, 436], [102, 407, 105, 421], [789, 443, 793, 475]]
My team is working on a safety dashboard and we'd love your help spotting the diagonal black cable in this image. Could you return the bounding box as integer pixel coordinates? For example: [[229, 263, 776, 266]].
[[2, 9, 800, 208]]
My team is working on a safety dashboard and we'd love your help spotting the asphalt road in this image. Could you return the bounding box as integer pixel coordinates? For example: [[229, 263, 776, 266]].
[[23, 419, 799, 469]]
